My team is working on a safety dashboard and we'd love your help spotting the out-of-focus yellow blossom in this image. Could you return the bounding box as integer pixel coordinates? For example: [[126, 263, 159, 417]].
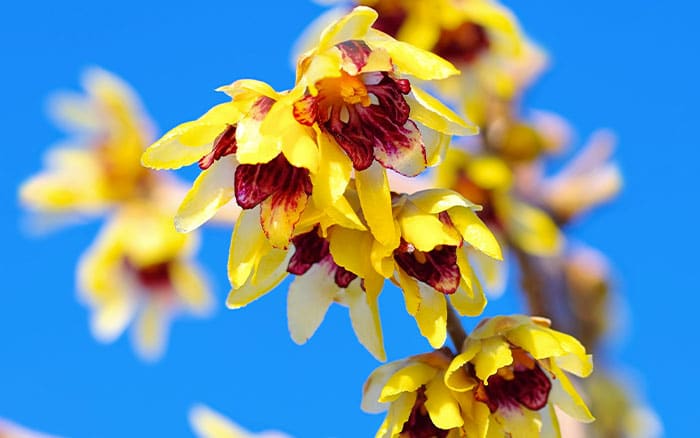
[[292, 6, 476, 246], [443, 315, 594, 437], [78, 202, 212, 361], [582, 372, 662, 438], [301, 1, 540, 125], [362, 349, 476, 437], [20, 68, 160, 217], [0, 419, 59, 438], [521, 130, 622, 224], [224, 186, 499, 357], [190, 405, 291, 438], [437, 147, 562, 296]]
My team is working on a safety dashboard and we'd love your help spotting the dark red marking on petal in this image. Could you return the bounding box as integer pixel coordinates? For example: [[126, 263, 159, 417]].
[[198, 125, 238, 170], [394, 242, 460, 294], [336, 40, 372, 72], [433, 22, 490, 65], [400, 386, 450, 438], [292, 94, 319, 126], [475, 361, 552, 413], [234, 154, 311, 209], [287, 226, 359, 288], [248, 95, 276, 121], [288, 226, 330, 275]]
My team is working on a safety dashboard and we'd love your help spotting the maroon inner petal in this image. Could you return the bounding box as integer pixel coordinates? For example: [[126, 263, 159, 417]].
[[478, 363, 552, 413], [292, 94, 319, 126], [320, 73, 425, 173], [334, 265, 358, 288], [234, 154, 312, 209], [124, 259, 172, 293], [371, 4, 407, 38], [288, 227, 330, 276], [198, 125, 238, 170], [394, 243, 460, 294]]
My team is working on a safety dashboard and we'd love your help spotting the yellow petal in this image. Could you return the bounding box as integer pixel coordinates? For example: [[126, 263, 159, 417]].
[[175, 156, 237, 233], [287, 263, 338, 345], [328, 227, 375, 279], [367, 28, 460, 80], [424, 379, 464, 430], [548, 363, 595, 423], [346, 280, 386, 361], [444, 342, 480, 392], [311, 132, 353, 208], [362, 360, 409, 413], [189, 404, 256, 438], [356, 163, 398, 247], [377, 392, 417, 438], [398, 203, 461, 251], [414, 283, 448, 349], [451, 249, 487, 316], [379, 362, 438, 403], [473, 337, 513, 382], [226, 248, 290, 309], [227, 207, 270, 288], [408, 85, 477, 136], [318, 6, 378, 51], [407, 188, 479, 214], [133, 302, 168, 362], [449, 207, 502, 261]]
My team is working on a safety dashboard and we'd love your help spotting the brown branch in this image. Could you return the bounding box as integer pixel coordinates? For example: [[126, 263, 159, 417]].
[[446, 302, 467, 353]]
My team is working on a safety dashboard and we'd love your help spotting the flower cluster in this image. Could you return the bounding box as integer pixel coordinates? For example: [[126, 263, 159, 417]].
[[142, 7, 500, 359], [20, 69, 213, 360], [363, 316, 593, 437]]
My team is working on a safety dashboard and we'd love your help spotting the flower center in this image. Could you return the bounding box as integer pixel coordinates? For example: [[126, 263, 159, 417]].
[[394, 240, 460, 294], [124, 259, 173, 293], [318, 72, 372, 107]]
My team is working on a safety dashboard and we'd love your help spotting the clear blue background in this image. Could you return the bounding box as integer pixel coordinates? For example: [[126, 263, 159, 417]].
[[1, 1, 697, 436]]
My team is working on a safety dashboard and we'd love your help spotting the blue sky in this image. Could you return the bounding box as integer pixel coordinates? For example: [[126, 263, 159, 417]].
[[2, 1, 698, 436]]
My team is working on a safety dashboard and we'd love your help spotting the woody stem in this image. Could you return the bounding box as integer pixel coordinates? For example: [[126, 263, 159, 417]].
[[446, 302, 467, 353]]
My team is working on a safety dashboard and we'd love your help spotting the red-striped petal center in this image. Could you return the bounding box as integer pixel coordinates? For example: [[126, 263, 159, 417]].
[[394, 241, 460, 294]]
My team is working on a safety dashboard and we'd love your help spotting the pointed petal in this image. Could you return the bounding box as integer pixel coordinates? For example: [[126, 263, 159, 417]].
[[362, 360, 409, 413], [414, 283, 448, 348], [227, 207, 270, 288], [287, 263, 338, 344], [496, 196, 562, 256], [356, 162, 397, 247], [379, 362, 438, 402], [549, 363, 595, 423], [346, 280, 386, 361], [133, 303, 169, 361], [170, 261, 212, 315], [473, 337, 513, 382], [227, 248, 291, 309], [318, 6, 378, 51], [451, 249, 487, 316], [449, 206, 502, 260], [408, 85, 477, 135], [311, 132, 353, 208], [175, 156, 237, 233], [425, 379, 464, 429]]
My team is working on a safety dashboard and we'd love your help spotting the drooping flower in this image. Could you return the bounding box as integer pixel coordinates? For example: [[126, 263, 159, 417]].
[[324, 188, 501, 348], [362, 348, 487, 437], [142, 80, 316, 248], [292, 6, 476, 245], [190, 404, 291, 438], [20, 68, 161, 218], [78, 202, 212, 360], [443, 315, 594, 437]]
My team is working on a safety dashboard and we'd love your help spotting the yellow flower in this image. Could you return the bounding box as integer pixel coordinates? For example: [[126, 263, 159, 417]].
[[224, 197, 386, 361], [292, 6, 476, 245], [444, 315, 594, 437], [78, 202, 212, 360], [326, 188, 501, 348], [362, 349, 477, 437], [142, 80, 315, 248], [437, 147, 563, 295], [20, 68, 158, 216], [190, 404, 290, 438]]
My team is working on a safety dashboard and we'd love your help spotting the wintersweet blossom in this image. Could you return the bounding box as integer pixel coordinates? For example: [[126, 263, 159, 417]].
[[190, 405, 291, 438], [444, 315, 594, 437], [78, 203, 212, 360], [362, 349, 473, 437], [20, 68, 159, 217]]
